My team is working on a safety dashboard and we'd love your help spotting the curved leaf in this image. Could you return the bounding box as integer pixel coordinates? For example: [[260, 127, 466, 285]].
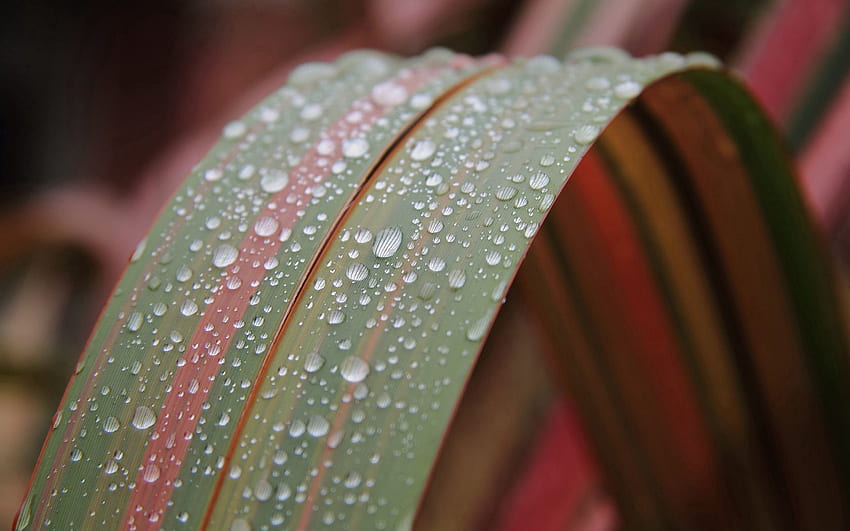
[[17, 48, 850, 530]]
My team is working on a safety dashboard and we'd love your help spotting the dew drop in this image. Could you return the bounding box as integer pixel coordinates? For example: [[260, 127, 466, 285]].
[[529, 171, 550, 190], [102, 416, 120, 434], [342, 138, 369, 158], [428, 256, 446, 272], [410, 139, 436, 161], [495, 186, 517, 201], [142, 463, 161, 483], [346, 262, 369, 282], [132, 406, 157, 430], [327, 310, 346, 325], [212, 244, 239, 268], [255, 479, 273, 502], [307, 415, 330, 437], [230, 518, 251, 531], [447, 269, 467, 290], [354, 228, 373, 243], [180, 299, 198, 317], [223, 121, 247, 139], [573, 125, 599, 145], [614, 80, 641, 99], [466, 316, 490, 342], [175, 265, 192, 282], [340, 356, 370, 383], [427, 219, 443, 234], [371, 81, 408, 106], [304, 351, 326, 373], [260, 170, 289, 193], [371, 227, 403, 258], [253, 216, 279, 237], [70, 447, 83, 462], [204, 168, 223, 182], [127, 311, 143, 332]]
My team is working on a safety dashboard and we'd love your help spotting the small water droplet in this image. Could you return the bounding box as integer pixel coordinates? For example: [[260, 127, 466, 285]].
[[327, 310, 346, 325], [127, 311, 143, 332], [255, 479, 273, 502], [70, 447, 83, 462]]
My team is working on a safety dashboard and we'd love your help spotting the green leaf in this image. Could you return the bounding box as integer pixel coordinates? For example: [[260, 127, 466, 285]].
[[17, 48, 850, 530]]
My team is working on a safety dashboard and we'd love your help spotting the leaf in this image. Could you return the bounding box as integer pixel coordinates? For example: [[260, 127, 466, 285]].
[[17, 47, 850, 530]]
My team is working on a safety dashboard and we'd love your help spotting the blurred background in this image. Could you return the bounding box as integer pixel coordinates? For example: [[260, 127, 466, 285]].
[[1, 0, 849, 526]]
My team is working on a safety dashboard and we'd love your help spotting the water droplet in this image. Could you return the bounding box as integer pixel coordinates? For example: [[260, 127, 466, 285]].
[[304, 351, 325, 373], [614, 80, 641, 99], [486, 250, 502, 266], [255, 479, 273, 502], [254, 216, 279, 237], [573, 125, 599, 145], [340, 356, 370, 382], [127, 311, 143, 332], [212, 244, 239, 268], [230, 518, 251, 531], [466, 315, 490, 341], [176, 265, 192, 282], [427, 256, 446, 272], [529, 171, 550, 190], [102, 416, 120, 433], [130, 238, 147, 263], [372, 227, 403, 258], [427, 219, 443, 234], [586, 76, 611, 90], [300, 103, 323, 121], [346, 262, 369, 282], [344, 471, 362, 488], [327, 310, 346, 325], [142, 463, 161, 483], [289, 420, 306, 438], [307, 415, 330, 437], [495, 186, 517, 201], [70, 447, 83, 462], [371, 81, 408, 106], [223, 121, 247, 139], [180, 299, 198, 317], [132, 406, 157, 430], [354, 228, 373, 243], [204, 168, 223, 182], [410, 139, 436, 161], [447, 269, 466, 290], [260, 170, 289, 193], [342, 138, 369, 158]]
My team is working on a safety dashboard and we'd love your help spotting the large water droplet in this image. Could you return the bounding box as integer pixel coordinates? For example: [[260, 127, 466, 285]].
[[212, 244, 239, 268], [340, 356, 370, 382], [180, 299, 198, 317], [102, 416, 120, 434], [304, 351, 325, 373], [529, 171, 550, 190], [371, 81, 408, 106], [342, 138, 369, 158], [346, 262, 369, 282], [573, 125, 599, 145], [447, 269, 466, 290], [614, 80, 641, 99], [132, 406, 157, 430], [254, 216, 279, 237], [260, 170, 289, 193], [307, 415, 330, 437], [142, 463, 161, 483], [410, 139, 436, 161]]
